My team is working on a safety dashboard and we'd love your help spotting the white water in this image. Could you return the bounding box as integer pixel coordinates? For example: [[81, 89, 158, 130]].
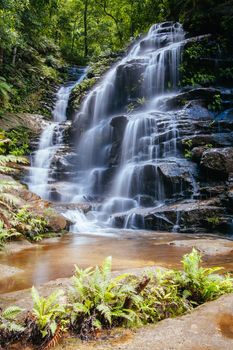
[[27, 22, 199, 234], [64, 22, 191, 232], [27, 67, 87, 199]]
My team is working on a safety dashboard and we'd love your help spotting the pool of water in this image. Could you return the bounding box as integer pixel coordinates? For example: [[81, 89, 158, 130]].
[[1, 231, 233, 294]]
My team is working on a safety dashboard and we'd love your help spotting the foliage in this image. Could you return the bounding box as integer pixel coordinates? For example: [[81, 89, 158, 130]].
[[0, 220, 20, 249], [0, 306, 24, 332], [208, 94, 222, 112], [0, 77, 12, 107], [207, 216, 220, 228], [182, 139, 193, 159], [0, 127, 31, 156], [15, 206, 49, 241], [0, 154, 29, 173], [173, 248, 233, 303], [0, 305, 25, 348], [68, 256, 137, 337], [1, 250, 233, 348], [31, 287, 66, 338]]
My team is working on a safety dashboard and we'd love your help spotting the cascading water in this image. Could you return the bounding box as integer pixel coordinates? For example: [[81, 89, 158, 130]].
[[27, 67, 87, 199], [64, 22, 196, 232]]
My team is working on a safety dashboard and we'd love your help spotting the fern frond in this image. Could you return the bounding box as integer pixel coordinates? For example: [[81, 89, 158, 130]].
[[2, 306, 23, 320], [96, 304, 112, 324], [101, 256, 112, 279], [0, 193, 22, 207], [0, 155, 29, 166]]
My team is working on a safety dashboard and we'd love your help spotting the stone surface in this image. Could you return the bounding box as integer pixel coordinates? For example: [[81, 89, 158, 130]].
[[0, 264, 24, 279], [201, 147, 233, 177], [113, 200, 225, 233], [54, 293, 233, 350], [0, 173, 69, 233], [169, 239, 233, 256]]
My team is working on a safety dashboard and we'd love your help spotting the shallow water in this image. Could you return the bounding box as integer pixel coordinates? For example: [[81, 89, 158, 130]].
[[1, 231, 233, 294]]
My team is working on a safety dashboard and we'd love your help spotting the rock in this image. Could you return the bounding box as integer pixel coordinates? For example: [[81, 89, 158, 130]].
[[165, 88, 220, 110], [191, 146, 207, 162], [169, 239, 233, 256], [0, 264, 24, 279], [0, 173, 69, 233], [0, 113, 49, 134], [52, 202, 92, 214], [0, 240, 39, 254], [183, 132, 233, 148], [45, 212, 67, 231], [113, 200, 225, 233], [201, 147, 233, 178]]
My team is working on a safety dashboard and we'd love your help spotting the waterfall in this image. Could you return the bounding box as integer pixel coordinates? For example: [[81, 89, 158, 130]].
[[27, 67, 87, 199], [64, 22, 190, 232]]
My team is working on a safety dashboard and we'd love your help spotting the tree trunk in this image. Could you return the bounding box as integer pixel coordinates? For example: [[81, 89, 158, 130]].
[[0, 48, 4, 66], [12, 47, 17, 65], [84, 0, 88, 58]]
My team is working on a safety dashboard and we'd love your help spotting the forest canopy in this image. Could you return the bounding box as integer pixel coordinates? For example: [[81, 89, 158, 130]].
[[0, 0, 232, 113], [1, 0, 232, 63]]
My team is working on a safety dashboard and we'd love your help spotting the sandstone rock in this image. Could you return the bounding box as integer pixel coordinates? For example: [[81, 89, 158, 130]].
[[0, 264, 24, 279], [201, 147, 233, 177], [169, 239, 233, 256]]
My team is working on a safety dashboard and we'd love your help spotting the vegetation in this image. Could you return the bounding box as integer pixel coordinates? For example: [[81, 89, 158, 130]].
[[182, 139, 193, 159], [1, 250, 232, 348], [0, 0, 231, 115]]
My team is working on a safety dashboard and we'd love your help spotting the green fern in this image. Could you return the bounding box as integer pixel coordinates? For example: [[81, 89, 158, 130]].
[[31, 286, 66, 338], [0, 306, 25, 332], [0, 220, 20, 249]]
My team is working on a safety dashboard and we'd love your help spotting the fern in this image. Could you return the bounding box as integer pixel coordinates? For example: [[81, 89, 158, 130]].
[[0, 155, 29, 166], [0, 306, 25, 332], [31, 287, 66, 339]]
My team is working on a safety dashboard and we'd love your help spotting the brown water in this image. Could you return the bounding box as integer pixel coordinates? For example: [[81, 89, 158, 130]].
[[1, 231, 233, 294]]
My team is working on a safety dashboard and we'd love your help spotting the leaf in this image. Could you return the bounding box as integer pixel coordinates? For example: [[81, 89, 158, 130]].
[[96, 304, 112, 324], [50, 321, 57, 335], [2, 305, 24, 320]]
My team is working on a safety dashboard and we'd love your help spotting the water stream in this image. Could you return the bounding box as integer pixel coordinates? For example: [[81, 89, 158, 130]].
[[27, 67, 87, 199], [27, 22, 200, 233], [63, 22, 192, 231]]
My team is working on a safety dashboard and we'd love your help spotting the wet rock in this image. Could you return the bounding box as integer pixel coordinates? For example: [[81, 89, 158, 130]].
[[165, 88, 220, 110], [109, 116, 128, 166], [115, 60, 146, 104], [201, 147, 233, 178], [183, 132, 233, 148], [200, 185, 227, 198], [52, 202, 92, 214], [191, 146, 207, 162], [0, 113, 49, 134], [113, 200, 225, 233], [157, 162, 197, 198]]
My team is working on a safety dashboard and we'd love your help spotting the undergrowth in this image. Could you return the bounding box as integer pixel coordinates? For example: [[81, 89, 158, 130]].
[[1, 249, 232, 349]]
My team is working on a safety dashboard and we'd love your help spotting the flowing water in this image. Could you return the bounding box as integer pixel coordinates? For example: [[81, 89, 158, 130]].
[[27, 67, 87, 199], [63, 22, 193, 231]]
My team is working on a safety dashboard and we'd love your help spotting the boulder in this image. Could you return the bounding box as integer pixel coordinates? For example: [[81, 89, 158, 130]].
[[201, 147, 233, 178]]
